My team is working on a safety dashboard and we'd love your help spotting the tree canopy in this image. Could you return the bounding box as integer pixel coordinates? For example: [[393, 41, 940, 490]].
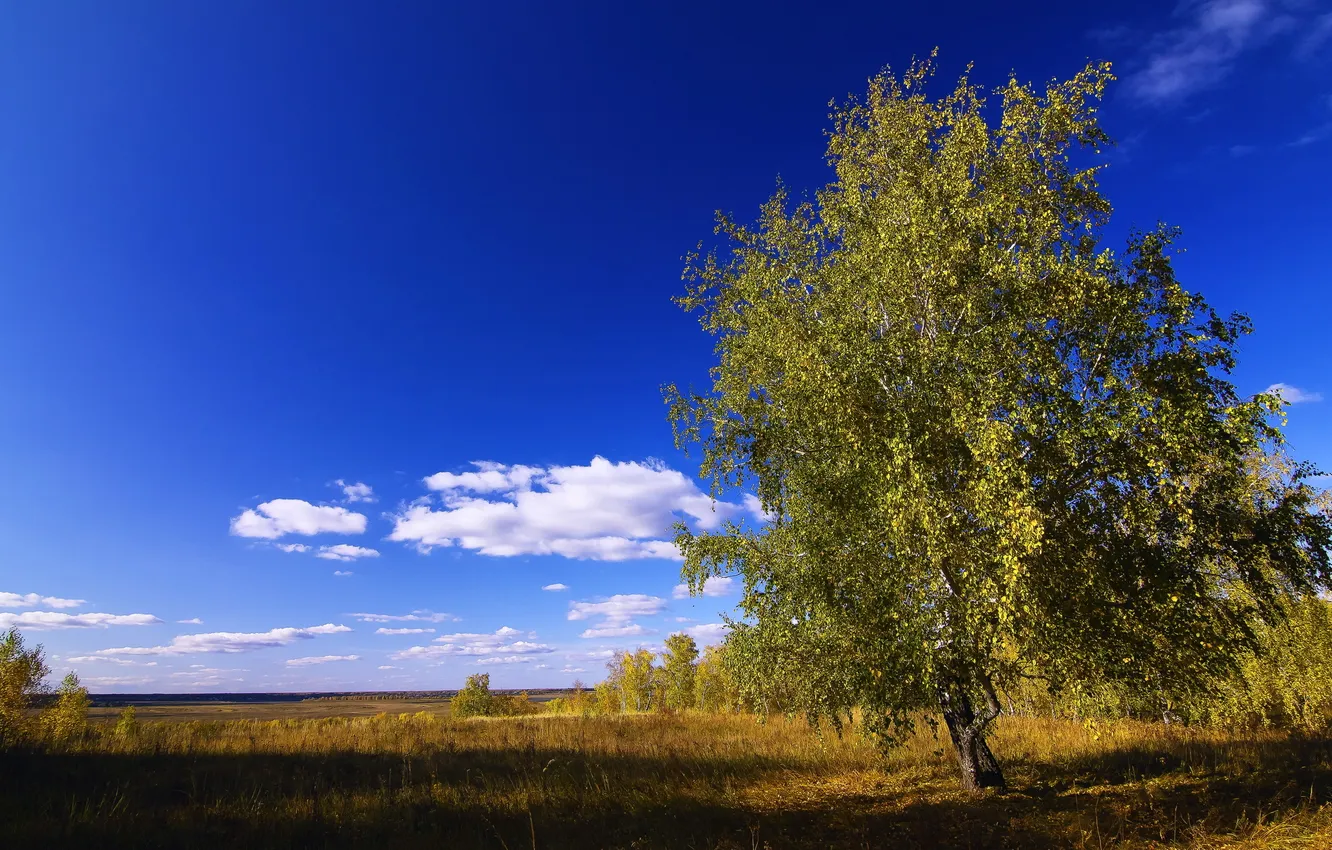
[[666, 56, 1331, 790]]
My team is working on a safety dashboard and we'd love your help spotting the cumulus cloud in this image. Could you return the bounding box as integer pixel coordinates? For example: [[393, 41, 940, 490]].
[[474, 655, 534, 664], [335, 480, 376, 503], [568, 594, 666, 640], [0, 592, 86, 609], [333, 570, 354, 577], [391, 457, 744, 561], [378, 665, 397, 670], [1266, 383, 1323, 404], [568, 594, 667, 623], [375, 627, 435, 635], [287, 655, 359, 666], [277, 544, 310, 553], [66, 656, 157, 666], [1127, 0, 1311, 104], [687, 623, 731, 645], [350, 610, 457, 623], [561, 666, 586, 674], [95, 624, 351, 656], [316, 545, 380, 562], [672, 576, 736, 599], [230, 499, 367, 539], [177, 618, 203, 625], [390, 626, 553, 661], [542, 583, 570, 592], [0, 611, 162, 630]]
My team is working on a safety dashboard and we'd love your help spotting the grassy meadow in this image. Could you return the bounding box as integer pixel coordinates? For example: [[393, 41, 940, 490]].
[[2, 702, 1330, 849]]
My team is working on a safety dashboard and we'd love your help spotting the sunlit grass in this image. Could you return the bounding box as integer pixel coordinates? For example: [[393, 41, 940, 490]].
[[3, 710, 1329, 848]]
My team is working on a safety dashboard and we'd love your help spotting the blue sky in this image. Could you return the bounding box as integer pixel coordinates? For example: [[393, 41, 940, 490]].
[[1, 1, 1328, 693]]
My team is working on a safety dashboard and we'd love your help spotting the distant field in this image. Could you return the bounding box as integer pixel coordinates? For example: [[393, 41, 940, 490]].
[[84, 690, 568, 722], [88, 698, 456, 722]]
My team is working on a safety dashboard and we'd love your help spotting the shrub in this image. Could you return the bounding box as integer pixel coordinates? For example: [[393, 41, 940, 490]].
[[114, 705, 139, 739], [451, 673, 495, 718], [42, 672, 91, 742], [0, 627, 51, 746]]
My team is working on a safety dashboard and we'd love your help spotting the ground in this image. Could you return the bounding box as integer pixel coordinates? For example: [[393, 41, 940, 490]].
[[2, 697, 1328, 848]]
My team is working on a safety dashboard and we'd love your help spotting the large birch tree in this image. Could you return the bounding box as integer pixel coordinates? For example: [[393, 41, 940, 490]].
[[666, 57, 1331, 791]]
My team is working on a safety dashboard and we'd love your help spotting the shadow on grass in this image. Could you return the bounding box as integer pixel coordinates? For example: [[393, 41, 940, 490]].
[[1, 734, 1328, 849]]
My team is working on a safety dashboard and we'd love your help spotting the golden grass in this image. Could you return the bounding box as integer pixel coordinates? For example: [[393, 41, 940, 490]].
[[2, 710, 1328, 848]]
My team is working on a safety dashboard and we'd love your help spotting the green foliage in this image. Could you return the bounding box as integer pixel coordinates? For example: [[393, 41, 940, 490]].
[[114, 705, 140, 739], [547, 680, 596, 716], [695, 643, 743, 714], [1202, 596, 1332, 731], [604, 649, 657, 712], [666, 55, 1332, 787], [450, 673, 495, 719], [42, 672, 91, 742], [0, 627, 51, 746], [451, 674, 544, 718], [660, 633, 700, 711]]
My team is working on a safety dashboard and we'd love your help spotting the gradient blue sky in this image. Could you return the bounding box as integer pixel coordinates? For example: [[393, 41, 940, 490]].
[[1, 1, 1328, 693]]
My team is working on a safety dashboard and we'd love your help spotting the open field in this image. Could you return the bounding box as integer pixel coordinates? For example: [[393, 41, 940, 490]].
[[79, 691, 567, 722], [3, 706, 1330, 849], [87, 698, 456, 723]]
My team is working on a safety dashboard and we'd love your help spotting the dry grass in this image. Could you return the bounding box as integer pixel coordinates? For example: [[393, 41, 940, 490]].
[[1, 708, 1328, 848]]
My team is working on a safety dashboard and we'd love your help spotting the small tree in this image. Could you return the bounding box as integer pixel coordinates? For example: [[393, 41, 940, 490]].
[[660, 633, 700, 711], [114, 705, 140, 739], [621, 649, 657, 712], [451, 673, 495, 718], [695, 643, 740, 714], [43, 672, 91, 741], [0, 627, 51, 746], [594, 679, 621, 714]]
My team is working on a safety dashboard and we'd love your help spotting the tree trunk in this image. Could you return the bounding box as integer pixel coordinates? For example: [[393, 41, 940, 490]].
[[939, 685, 1006, 792]]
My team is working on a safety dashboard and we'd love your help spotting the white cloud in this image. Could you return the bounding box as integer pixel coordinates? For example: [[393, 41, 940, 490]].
[[66, 656, 157, 666], [1266, 383, 1323, 404], [687, 623, 731, 645], [177, 618, 203, 625], [0, 611, 162, 630], [742, 494, 776, 522], [277, 543, 310, 553], [391, 457, 744, 561], [673, 576, 736, 599], [378, 665, 397, 670], [375, 627, 435, 635], [287, 655, 360, 666], [335, 480, 376, 503], [316, 544, 380, 562], [542, 583, 570, 592], [581, 649, 616, 660], [390, 626, 553, 661], [568, 594, 666, 640], [579, 623, 650, 639], [95, 624, 351, 656], [0, 592, 86, 609], [561, 666, 586, 674], [350, 610, 456, 623], [424, 462, 542, 494], [230, 499, 367, 539], [333, 570, 354, 577], [1128, 0, 1302, 104], [474, 655, 533, 664], [568, 594, 667, 624]]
